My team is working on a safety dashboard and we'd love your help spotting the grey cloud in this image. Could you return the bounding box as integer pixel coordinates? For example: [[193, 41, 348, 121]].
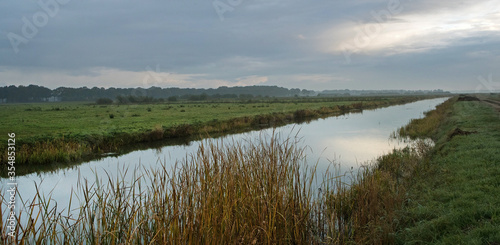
[[0, 0, 497, 91]]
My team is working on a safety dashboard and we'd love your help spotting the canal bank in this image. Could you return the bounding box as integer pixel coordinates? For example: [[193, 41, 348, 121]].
[[394, 95, 500, 244]]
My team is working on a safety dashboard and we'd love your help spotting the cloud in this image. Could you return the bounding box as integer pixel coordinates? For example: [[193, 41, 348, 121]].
[[0, 66, 270, 89], [234, 75, 268, 86], [0, 0, 499, 92], [320, 0, 500, 56]]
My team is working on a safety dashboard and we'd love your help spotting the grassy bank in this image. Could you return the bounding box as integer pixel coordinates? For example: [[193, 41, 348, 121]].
[[395, 97, 500, 243], [0, 96, 431, 172]]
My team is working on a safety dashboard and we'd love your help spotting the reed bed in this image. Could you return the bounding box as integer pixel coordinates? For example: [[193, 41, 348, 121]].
[[397, 98, 455, 140], [1, 131, 433, 244]]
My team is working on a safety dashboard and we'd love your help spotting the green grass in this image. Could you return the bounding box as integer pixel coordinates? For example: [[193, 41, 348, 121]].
[[0, 96, 433, 170], [4, 95, 497, 243], [395, 98, 500, 244], [397, 98, 454, 140], [0, 98, 404, 141]]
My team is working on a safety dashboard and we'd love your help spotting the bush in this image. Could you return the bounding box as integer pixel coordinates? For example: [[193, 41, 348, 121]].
[[96, 98, 113, 105]]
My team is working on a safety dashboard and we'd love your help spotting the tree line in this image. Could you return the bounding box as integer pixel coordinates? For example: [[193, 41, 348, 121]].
[[0, 85, 315, 103]]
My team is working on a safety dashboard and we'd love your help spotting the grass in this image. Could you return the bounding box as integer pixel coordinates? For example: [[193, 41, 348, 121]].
[[0, 95, 435, 173], [3, 95, 497, 243], [1, 127, 436, 244], [1, 95, 466, 244], [0, 98, 375, 141], [397, 98, 455, 140], [394, 96, 500, 244]]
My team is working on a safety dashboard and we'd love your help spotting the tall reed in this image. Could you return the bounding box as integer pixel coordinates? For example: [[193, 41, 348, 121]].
[[398, 97, 454, 140]]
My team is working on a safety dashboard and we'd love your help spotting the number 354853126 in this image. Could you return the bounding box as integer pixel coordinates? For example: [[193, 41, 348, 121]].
[[7, 133, 15, 176]]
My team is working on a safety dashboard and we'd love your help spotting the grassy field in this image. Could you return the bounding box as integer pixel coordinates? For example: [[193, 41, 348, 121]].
[[395, 96, 500, 244], [0, 96, 431, 170], [0, 99, 361, 142]]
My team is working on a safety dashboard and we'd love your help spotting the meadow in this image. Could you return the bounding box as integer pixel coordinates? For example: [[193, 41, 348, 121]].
[[0, 98, 364, 142], [0, 95, 431, 172]]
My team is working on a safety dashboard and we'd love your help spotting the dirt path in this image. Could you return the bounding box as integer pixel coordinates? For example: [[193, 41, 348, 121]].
[[481, 98, 500, 112], [475, 94, 500, 112]]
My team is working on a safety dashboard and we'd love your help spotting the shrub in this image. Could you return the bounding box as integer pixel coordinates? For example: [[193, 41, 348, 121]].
[[96, 98, 113, 105]]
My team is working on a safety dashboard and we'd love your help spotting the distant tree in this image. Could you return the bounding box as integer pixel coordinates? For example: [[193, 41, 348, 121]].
[[127, 95, 138, 103], [116, 95, 128, 104], [290, 88, 300, 96], [0, 84, 52, 102], [115, 95, 156, 104], [188, 95, 201, 101], [239, 94, 254, 99], [96, 98, 113, 105], [0, 85, 393, 103], [222, 94, 238, 99]]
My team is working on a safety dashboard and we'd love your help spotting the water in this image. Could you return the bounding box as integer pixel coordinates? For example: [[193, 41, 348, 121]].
[[1, 97, 448, 220]]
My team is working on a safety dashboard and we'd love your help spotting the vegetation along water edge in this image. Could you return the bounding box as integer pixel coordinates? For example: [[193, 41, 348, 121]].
[[0, 111, 436, 244], [0, 95, 438, 176]]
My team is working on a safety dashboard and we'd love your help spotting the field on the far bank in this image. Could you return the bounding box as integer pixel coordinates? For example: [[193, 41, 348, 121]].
[[0, 98, 360, 143]]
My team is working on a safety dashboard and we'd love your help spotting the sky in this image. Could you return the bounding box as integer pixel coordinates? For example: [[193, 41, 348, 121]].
[[1, 0, 499, 92]]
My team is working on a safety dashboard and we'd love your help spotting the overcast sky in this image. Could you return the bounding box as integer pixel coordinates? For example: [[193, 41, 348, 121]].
[[1, 0, 499, 91]]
